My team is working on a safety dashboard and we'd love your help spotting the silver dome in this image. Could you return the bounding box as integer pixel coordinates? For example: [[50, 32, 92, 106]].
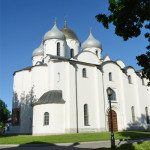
[[81, 33, 102, 50], [44, 24, 66, 41], [32, 44, 44, 57]]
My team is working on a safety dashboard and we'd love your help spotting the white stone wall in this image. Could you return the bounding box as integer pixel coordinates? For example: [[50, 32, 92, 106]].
[[65, 39, 80, 57], [32, 56, 43, 66], [33, 103, 65, 135], [13, 70, 32, 133], [83, 47, 102, 59], [101, 62, 126, 131], [31, 66, 48, 100], [76, 64, 106, 132], [77, 51, 100, 65], [11, 65, 48, 134]]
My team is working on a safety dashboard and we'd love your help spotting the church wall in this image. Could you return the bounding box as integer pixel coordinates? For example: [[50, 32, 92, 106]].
[[19, 70, 32, 133], [135, 74, 150, 129], [76, 64, 105, 132], [33, 103, 65, 135], [67, 63, 77, 132], [66, 39, 80, 57], [31, 65, 48, 100], [123, 69, 142, 130], [12, 70, 32, 133], [84, 47, 102, 59], [11, 65, 48, 134], [77, 51, 100, 64], [47, 61, 77, 133], [102, 63, 126, 131]]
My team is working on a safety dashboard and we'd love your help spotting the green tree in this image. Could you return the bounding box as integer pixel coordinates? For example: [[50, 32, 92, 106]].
[[0, 99, 10, 132], [95, 0, 150, 85]]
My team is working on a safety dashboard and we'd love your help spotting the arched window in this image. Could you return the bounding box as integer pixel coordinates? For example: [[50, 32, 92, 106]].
[[96, 50, 98, 56], [131, 106, 136, 124], [57, 42, 60, 56], [70, 49, 74, 58], [84, 104, 89, 126], [109, 72, 112, 81], [44, 112, 49, 125], [145, 107, 150, 124], [82, 68, 86, 77], [128, 75, 132, 84]]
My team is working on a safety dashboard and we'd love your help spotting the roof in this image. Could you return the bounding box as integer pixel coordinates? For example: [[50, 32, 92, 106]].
[[33, 90, 65, 106], [61, 21, 79, 42], [81, 33, 102, 50], [44, 24, 66, 41], [13, 64, 47, 75]]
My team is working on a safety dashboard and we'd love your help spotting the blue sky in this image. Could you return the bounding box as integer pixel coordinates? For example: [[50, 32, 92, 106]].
[[0, 0, 147, 112]]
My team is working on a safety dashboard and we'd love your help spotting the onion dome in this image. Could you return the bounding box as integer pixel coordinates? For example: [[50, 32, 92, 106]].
[[32, 43, 44, 57], [44, 24, 66, 41], [81, 32, 102, 50], [61, 21, 79, 41]]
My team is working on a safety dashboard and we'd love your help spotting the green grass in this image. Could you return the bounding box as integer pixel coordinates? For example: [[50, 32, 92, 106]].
[[0, 132, 150, 144], [96, 141, 150, 150]]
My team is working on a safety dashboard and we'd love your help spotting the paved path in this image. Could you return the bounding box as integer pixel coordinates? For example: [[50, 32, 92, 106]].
[[0, 131, 150, 150]]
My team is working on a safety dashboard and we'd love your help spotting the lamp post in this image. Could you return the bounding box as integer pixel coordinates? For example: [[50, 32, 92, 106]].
[[107, 87, 115, 148]]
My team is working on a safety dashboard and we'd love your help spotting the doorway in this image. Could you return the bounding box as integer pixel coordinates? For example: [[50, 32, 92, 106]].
[[108, 110, 118, 131]]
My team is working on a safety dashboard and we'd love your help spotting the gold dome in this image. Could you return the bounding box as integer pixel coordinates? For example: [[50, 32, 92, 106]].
[[61, 21, 79, 41]]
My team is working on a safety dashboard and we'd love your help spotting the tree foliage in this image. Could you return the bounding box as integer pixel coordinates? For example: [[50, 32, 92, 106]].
[[95, 0, 150, 85], [0, 99, 10, 126]]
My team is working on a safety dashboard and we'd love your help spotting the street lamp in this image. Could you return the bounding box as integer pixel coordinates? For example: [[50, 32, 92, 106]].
[[107, 87, 115, 148]]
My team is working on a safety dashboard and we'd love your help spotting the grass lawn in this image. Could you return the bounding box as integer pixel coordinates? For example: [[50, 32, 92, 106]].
[[96, 141, 150, 150], [0, 132, 150, 144]]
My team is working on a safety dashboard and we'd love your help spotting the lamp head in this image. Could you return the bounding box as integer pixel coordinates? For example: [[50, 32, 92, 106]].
[[107, 87, 113, 96]]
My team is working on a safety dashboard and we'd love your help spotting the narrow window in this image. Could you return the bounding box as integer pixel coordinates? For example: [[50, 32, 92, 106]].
[[57, 72, 60, 82], [12, 108, 20, 126], [57, 42, 60, 56], [109, 72, 112, 81], [82, 68, 86, 77], [142, 78, 145, 85], [44, 112, 49, 125], [128, 75, 132, 84], [70, 49, 74, 58], [145, 107, 150, 124], [84, 104, 89, 126], [96, 50, 98, 56], [131, 106, 136, 124]]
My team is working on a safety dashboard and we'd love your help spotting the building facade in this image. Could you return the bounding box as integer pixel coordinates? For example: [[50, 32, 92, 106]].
[[8, 21, 150, 135]]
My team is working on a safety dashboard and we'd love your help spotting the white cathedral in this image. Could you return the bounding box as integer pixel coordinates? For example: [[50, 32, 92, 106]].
[[8, 20, 150, 135]]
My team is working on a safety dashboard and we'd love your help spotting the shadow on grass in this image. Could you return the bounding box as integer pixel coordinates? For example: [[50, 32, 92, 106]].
[[96, 141, 150, 150], [115, 131, 150, 140], [0, 142, 88, 150]]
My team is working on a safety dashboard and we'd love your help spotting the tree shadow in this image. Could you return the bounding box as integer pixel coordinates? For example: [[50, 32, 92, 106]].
[[96, 141, 150, 150], [6, 86, 37, 134], [0, 142, 90, 150]]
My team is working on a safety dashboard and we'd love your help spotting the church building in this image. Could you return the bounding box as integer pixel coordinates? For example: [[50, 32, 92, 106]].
[[8, 20, 150, 135]]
